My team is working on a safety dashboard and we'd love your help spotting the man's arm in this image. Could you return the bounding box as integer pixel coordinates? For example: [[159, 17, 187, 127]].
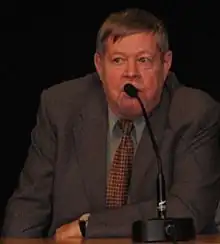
[[2, 90, 55, 237], [86, 102, 220, 238]]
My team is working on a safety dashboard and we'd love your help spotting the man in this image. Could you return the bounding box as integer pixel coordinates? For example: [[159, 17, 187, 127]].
[[2, 8, 220, 240]]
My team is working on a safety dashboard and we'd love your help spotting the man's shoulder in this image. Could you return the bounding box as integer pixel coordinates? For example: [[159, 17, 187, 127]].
[[36, 72, 103, 122], [169, 85, 220, 129], [40, 72, 101, 109], [44, 72, 100, 100], [171, 85, 219, 111]]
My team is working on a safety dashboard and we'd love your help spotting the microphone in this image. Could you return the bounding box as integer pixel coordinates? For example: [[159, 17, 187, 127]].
[[123, 83, 196, 243], [124, 83, 166, 219]]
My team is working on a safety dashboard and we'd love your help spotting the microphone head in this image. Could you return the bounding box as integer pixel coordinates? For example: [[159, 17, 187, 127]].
[[124, 83, 138, 98]]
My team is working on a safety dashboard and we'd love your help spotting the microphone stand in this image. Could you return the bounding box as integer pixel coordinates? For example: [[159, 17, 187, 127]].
[[136, 95, 167, 220], [124, 84, 196, 243]]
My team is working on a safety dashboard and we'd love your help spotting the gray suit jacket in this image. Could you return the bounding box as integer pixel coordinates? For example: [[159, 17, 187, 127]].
[[2, 72, 220, 238]]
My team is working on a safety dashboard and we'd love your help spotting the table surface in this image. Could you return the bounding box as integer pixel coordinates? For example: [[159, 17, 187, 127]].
[[1, 235, 220, 244]]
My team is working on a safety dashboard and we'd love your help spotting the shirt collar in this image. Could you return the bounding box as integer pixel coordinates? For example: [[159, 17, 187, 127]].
[[108, 107, 145, 141]]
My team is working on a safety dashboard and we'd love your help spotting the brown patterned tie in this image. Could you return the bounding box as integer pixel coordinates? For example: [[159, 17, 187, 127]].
[[106, 119, 135, 208]]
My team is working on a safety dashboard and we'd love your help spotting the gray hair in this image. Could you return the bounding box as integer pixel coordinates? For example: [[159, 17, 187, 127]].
[[96, 8, 169, 54]]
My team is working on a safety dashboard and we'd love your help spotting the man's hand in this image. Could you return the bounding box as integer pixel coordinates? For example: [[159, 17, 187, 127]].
[[55, 220, 82, 241]]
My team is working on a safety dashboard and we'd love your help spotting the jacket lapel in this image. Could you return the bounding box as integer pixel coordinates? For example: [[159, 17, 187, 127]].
[[130, 86, 171, 201], [72, 83, 109, 212]]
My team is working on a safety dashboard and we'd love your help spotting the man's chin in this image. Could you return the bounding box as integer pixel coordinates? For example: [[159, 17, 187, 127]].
[[116, 96, 143, 118], [119, 105, 142, 119]]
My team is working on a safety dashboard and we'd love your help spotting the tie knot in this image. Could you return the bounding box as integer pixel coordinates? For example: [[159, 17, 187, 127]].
[[118, 119, 134, 135]]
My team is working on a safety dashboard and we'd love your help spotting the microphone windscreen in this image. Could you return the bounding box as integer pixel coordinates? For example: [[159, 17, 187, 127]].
[[124, 83, 138, 98]]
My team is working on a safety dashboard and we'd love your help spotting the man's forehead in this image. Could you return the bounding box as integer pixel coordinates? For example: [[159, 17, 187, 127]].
[[105, 33, 158, 56]]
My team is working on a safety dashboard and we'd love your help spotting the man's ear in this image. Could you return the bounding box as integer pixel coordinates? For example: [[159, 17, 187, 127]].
[[163, 50, 172, 79], [94, 52, 103, 79]]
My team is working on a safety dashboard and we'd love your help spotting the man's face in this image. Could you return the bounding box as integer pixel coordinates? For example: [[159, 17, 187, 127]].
[[94, 32, 172, 119]]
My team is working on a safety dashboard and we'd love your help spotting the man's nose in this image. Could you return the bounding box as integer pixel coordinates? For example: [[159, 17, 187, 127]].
[[124, 60, 139, 78]]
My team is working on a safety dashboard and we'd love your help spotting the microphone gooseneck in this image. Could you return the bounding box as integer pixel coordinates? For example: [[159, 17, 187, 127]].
[[123, 83, 167, 219]]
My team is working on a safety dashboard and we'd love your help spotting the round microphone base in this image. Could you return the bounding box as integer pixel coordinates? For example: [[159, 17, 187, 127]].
[[132, 217, 196, 243]]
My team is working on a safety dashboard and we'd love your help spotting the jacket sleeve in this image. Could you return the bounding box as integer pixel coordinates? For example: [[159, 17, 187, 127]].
[[2, 90, 56, 237]]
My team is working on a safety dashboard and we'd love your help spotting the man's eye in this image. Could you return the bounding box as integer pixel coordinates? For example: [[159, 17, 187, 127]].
[[138, 57, 151, 63], [112, 57, 124, 64]]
